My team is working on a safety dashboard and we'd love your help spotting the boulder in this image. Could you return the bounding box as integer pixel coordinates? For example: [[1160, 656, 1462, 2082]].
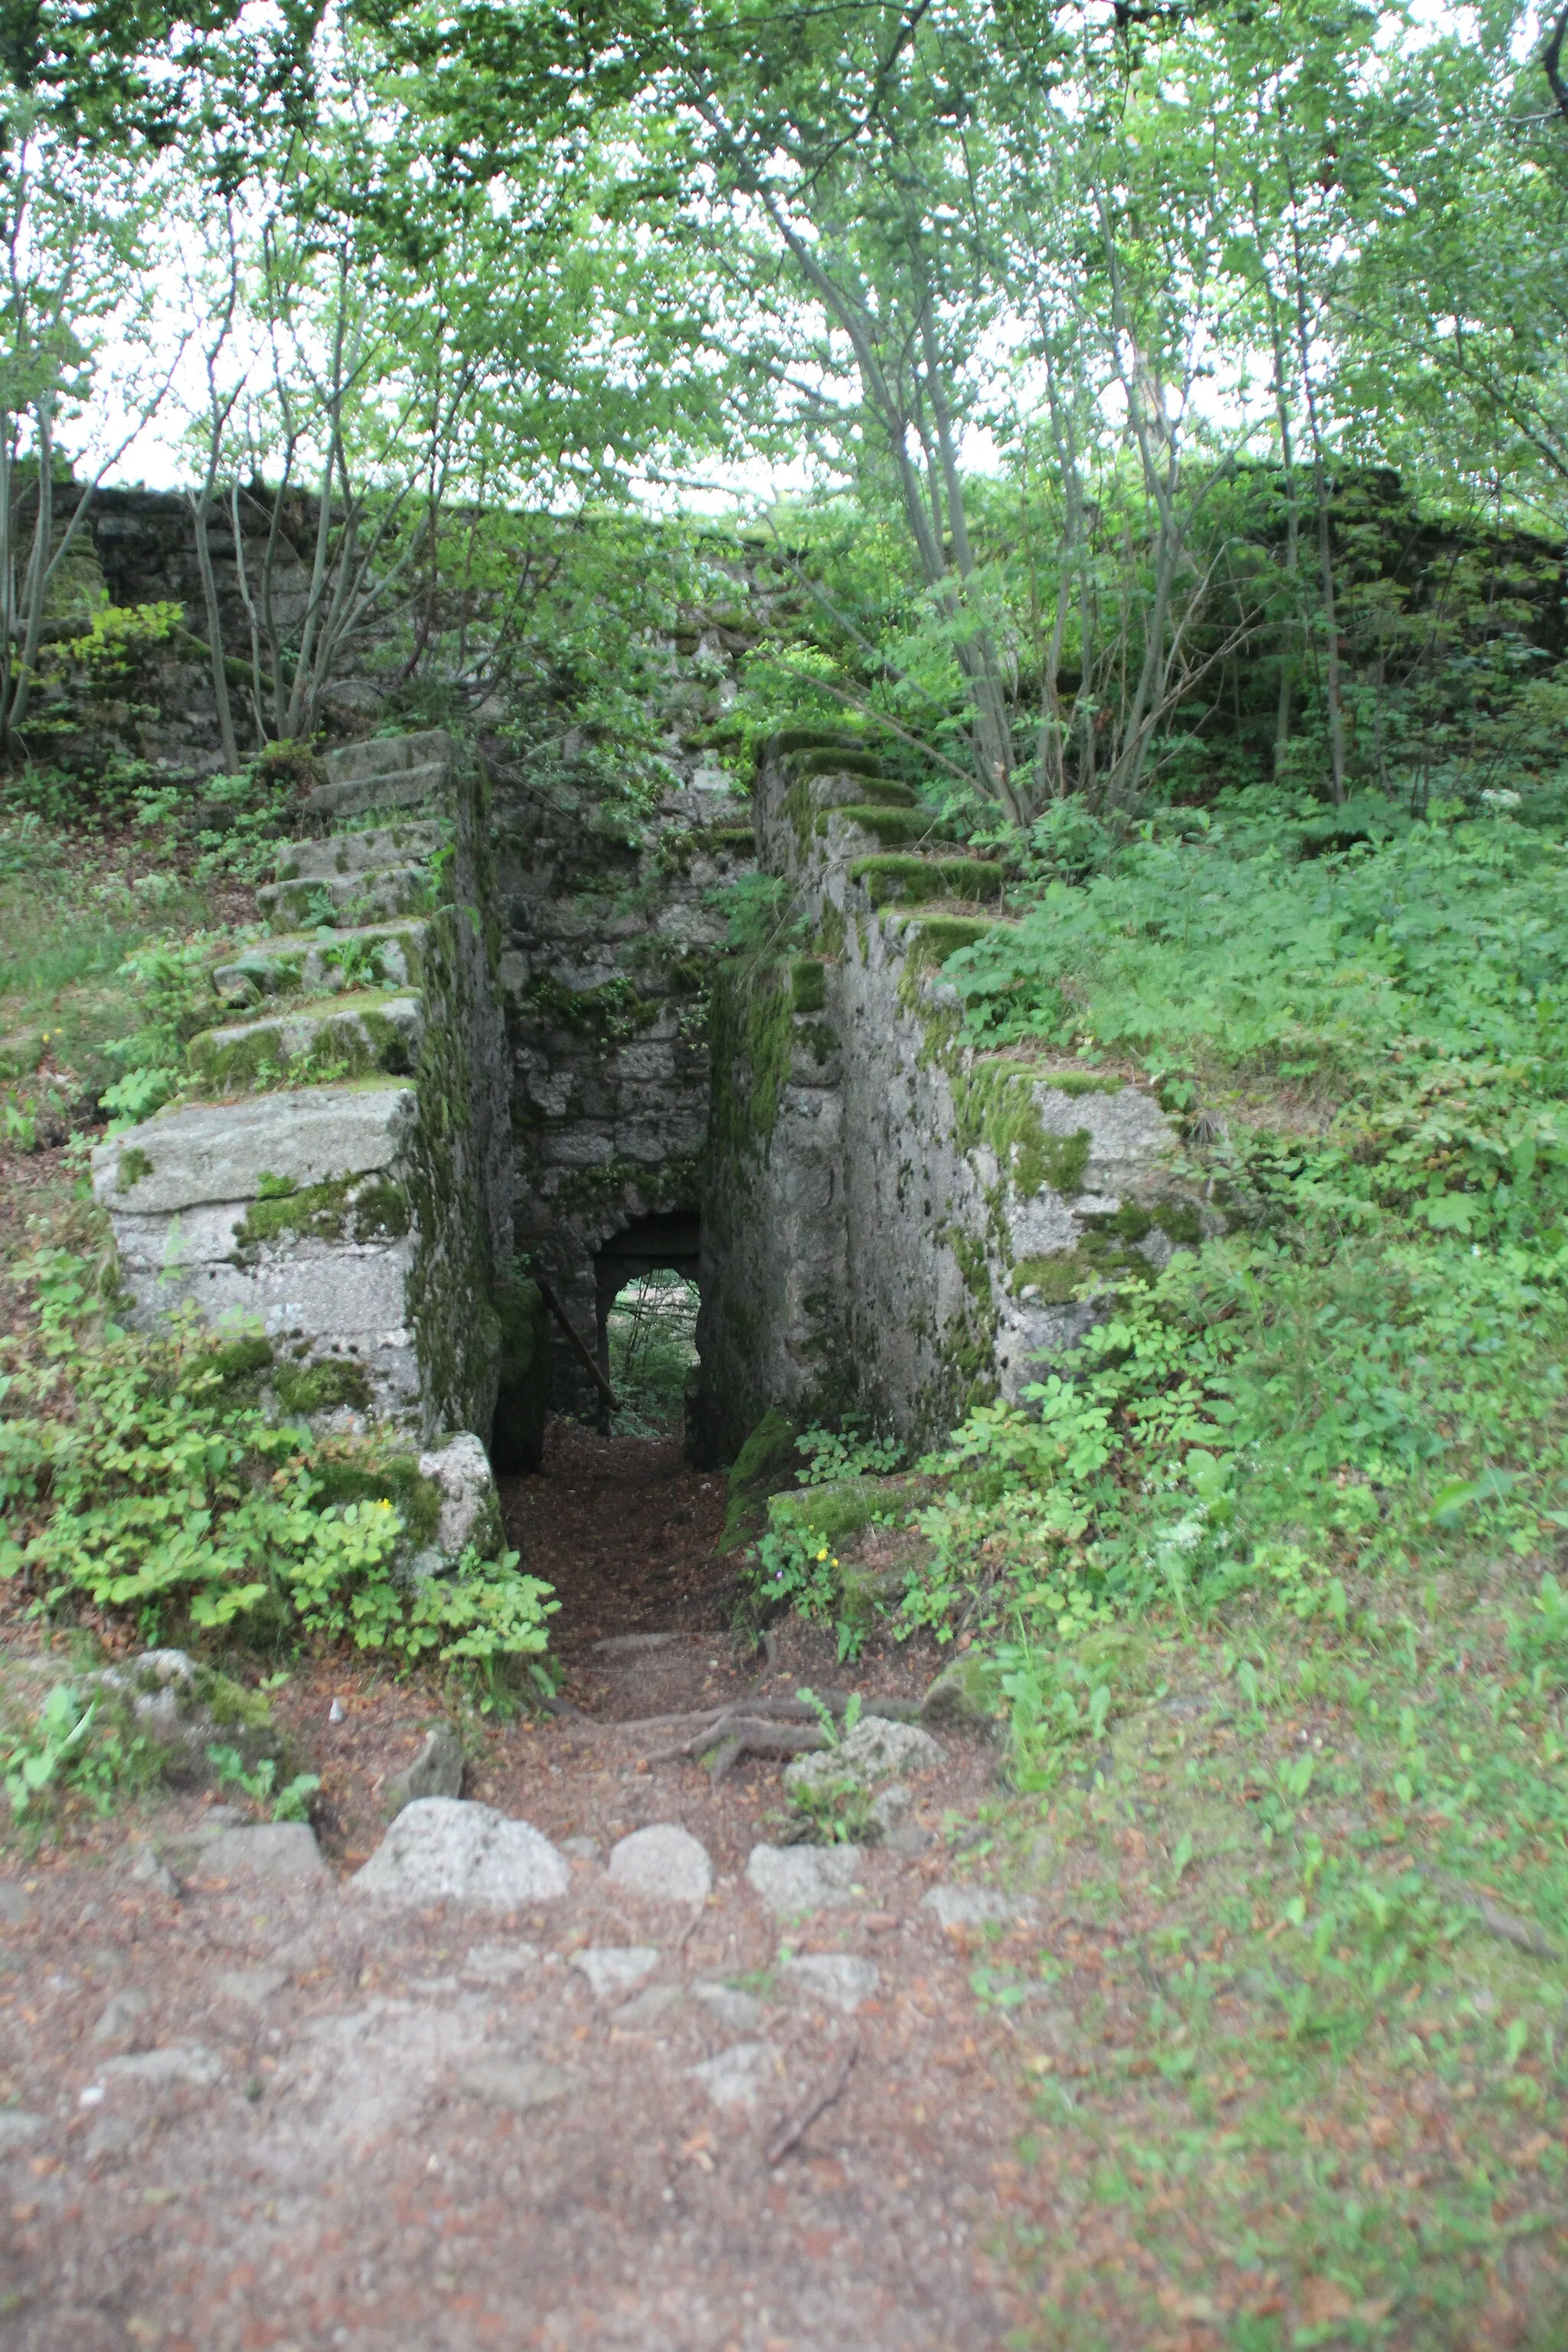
[[688, 2040, 779, 2111], [782, 1716, 945, 1838], [746, 1843, 864, 1914], [196, 1824, 328, 1886], [606, 1823, 713, 1904], [351, 1798, 569, 1908], [923, 1884, 1037, 1929], [570, 1947, 660, 2001], [411, 1433, 503, 1573], [780, 1953, 880, 2014]]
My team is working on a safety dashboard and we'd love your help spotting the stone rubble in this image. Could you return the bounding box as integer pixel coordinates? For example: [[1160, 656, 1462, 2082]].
[[745, 1843, 866, 1915], [351, 1798, 570, 1907], [779, 1953, 880, 2014], [570, 1946, 661, 2001], [606, 1822, 714, 1904], [688, 2040, 779, 2111]]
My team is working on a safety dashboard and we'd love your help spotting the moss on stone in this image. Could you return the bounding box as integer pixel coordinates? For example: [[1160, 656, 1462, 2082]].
[[849, 854, 1002, 908], [765, 1477, 903, 1550], [274, 1356, 374, 1414], [760, 727, 864, 769], [234, 1174, 410, 1253], [211, 1334, 274, 1383], [1155, 1200, 1204, 1245], [514, 972, 658, 1047], [720, 1406, 802, 1552], [1083, 1200, 1153, 1244], [830, 805, 943, 848], [491, 1269, 551, 1473], [550, 1155, 700, 1222], [708, 963, 793, 1158], [790, 746, 883, 782], [187, 991, 421, 1094], [790, 958, 827, 1014], [952, 1060, 1091, 1198], [117, 1145, 153, 1191], [903, 913, 999, 971], [813, 777, 914, 811]]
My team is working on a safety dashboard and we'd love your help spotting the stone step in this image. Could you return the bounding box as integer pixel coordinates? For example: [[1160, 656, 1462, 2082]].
[[274, 822, 446, 884], [256, 865, 436, 929], [211, 921, 428, 1010], [322, 729, 454, 787], [186, 991, 424, 1093], [812, 778, 913, 812], [826, 804, 952, 849], [848, 853, 1004, 908], [302, 759, 449, 823], [788, 745, 884, 784], [92, 1083, 416, 1216]]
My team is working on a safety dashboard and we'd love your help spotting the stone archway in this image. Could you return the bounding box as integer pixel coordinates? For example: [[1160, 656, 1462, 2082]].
[[592, 1209, 702, 1396]]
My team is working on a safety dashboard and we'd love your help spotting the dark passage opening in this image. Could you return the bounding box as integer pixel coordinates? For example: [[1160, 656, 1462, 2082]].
[[593, 1210, 702, 1435]]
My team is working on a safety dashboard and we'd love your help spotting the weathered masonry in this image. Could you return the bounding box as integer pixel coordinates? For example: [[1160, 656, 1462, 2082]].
[[93, 722, 1199, 1489], [93, 730, 519, 1565], [491, 752, 753, 1418], [691, 732, 1207, 1462]]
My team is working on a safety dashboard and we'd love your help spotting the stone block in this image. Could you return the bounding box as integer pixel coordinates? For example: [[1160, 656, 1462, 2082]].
[[257, 865, 433, 926], [274, 822, 446, 881], [322, 728, 454, 786], [93, 1086, 416, 1215]]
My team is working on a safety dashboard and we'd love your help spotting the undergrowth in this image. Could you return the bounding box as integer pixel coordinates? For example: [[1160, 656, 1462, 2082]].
[[0, 1245, 556, 1691], [895, 791, 1568, 1671]]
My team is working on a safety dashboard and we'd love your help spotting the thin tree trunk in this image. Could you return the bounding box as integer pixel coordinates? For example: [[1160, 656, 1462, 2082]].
[[8, 407, 54, 746], [191, 475, 241, 771], [1262, 267, 1302, 773], [1283, 169, 1347, 805]]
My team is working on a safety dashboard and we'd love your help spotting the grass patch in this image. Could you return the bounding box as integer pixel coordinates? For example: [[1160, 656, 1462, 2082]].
[[973, 1602, 1568, 2346]]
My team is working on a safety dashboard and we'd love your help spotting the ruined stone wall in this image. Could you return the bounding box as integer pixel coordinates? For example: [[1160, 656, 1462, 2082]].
[[488, 651, 760, 1413], [694, 737, 1207, 1460], [91, 730, 514, 1566], [30, 482, 393, 779]]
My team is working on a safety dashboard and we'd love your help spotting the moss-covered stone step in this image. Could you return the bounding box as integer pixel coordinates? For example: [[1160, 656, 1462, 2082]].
[[304, 730, 453, 820], [758, 726, 866, 770], [827, 805, 952, 849], [211, 921, 428, 1009], [900, 910, 1012, 969], [186, 991, 424, 1093], [848, 854, 1004, 907], [256, 865, 438, 929], [811, 777, 914, 812], [787, 745, 884, 783], [304, 761, 449, 822], [274, 822, 446, 883]]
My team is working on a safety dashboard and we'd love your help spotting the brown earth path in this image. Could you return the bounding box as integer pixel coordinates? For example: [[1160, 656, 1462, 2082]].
[[0, 1419, 1040, 2352]]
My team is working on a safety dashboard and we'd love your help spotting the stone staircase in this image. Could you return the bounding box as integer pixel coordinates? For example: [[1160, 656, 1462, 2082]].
[[91, 730, 518, 1565], [755, 730, 1003, 925]]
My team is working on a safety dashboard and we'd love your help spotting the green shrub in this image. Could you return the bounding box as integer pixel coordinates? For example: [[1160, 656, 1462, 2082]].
[[0, 1246, 556, 1682]]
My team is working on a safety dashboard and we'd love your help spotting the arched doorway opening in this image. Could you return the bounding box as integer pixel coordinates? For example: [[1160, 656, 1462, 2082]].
[[593, 1210, 701, 1434]]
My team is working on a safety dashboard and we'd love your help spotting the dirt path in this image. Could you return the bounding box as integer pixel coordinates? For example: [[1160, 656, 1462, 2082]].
[[0, 1423, 1034, 2352]]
